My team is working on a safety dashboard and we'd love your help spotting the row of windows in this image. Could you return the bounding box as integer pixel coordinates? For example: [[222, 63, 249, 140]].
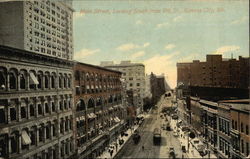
[[75, 71, 121, 84], [0, 128, 73, 158], [232, 119, 249, 135], [218, 118, 230, 135], [0, 96, 72, 124], [0, 68, 72, 91]]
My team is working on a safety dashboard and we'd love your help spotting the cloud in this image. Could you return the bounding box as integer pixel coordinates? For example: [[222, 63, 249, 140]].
[[231, 16, 248, 25], [131, 51, 145, 60], [143, 42, 150, 48], [74, 48, 100, 59], [213, 45, 240, 54], [116, 42, 150, 51], [143, 51, 180, 88], [116, 43, 140, 51], [136, 20, 144, 25], [173, 16, 183, 22], [165, 44, 176, 50], [73, 12, 85, 19], [156, 22, 169, 29]]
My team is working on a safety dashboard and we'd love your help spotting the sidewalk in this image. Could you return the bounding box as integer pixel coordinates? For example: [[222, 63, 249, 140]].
[[170, 119, 217, 158], [97, 114, 149, 159]]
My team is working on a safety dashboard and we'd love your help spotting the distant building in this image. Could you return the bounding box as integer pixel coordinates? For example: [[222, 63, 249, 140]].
[[150, 73, 167, 105], [176, 55, 249, 100], [177, 55, 249, 89], [0, 1, 74, 60], [100, 61, 145, 115]]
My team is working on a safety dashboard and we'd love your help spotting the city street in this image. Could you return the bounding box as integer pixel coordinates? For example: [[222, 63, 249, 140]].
[[115, 94, 187, 158]]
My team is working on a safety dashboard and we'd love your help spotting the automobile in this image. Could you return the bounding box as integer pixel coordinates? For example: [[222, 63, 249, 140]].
[[181, 126, 190, 132], [197, 145, 207, 156], [161, 124, 166, 130], [172, 114, 178, 120], [181, 145, 186, 153], [169, 147, 176, 158], [173, 131, 179, 137]]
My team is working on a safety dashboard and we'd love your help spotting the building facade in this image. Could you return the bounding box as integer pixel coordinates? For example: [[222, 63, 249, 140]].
[[227, 101, 250, 159], [150, 73, 167, 106], [217, 103, 231, 159], [73, 62, 126, 159], [185, 97, 250, 159], [0, 0, 74, 60], [0, 45, 74, 159], [100, 61, 145, 115], [177, 55, 249, 89]]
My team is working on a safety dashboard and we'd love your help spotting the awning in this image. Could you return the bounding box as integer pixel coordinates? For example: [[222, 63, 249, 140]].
[[108, 107, 114, 111], [80, 116, 85, 121], [114, 117, 121, 123], [30, 72, 39, 85], [76, 117, 80, 122], [21, 131, 31, 145], [87, 113, 97, 119], [0, 105, 5, 109], [99, 85, 102, 88], [86, 85, 90, 89]]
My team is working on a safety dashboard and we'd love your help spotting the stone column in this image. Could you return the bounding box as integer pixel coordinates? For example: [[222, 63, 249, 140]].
[[18, 132, 22, 154], [27, 100, 30, 120], [27, 73, 30, 91], [36, 126, 39, 146], [6, 72, 10, 91], [17, 99, 21, 122], [17, 73, 20, 91]]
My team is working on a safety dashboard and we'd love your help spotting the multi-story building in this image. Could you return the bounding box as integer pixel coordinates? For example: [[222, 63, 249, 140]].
[[200, 99, 218, 153], [0, 45, 74, 159], [0, 0, 74, 60], [222, 100, 250, 159], [150, 73, 167, 105], [177, 55, 249, 89], [100, 61, 145, 115], [217, 102, 231, 159], [73, 62, 126, 159]]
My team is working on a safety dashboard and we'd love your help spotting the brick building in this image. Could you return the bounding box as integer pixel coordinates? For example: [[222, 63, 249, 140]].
[[186, 97, 250, 159], [177, 55, 249, 89], [73, 62, 126, 159], [0, 45, 74, 159], [150, 73, 167, 106], [224, 100, 250, 159]]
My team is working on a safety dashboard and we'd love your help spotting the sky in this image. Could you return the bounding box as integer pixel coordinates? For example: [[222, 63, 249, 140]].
[[72, 0, 249, 88]]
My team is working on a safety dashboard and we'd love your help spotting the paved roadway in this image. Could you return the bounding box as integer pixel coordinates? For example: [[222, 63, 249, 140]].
[[115, 93, 187, 158]]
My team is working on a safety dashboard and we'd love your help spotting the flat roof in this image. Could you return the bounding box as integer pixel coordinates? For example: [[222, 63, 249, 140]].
[[75, 61, 122, 74]]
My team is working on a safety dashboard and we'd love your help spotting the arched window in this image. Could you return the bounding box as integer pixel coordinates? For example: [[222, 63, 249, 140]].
[[76, 99, 85, 111], [37, 73, 42, 89], [20, 74, 26, 89], [96, 97, 102, 106], [30, 104, 35, 117], [59, 75, 62, 88], [51, 74, 55, 88], [68, 76, 71, 88], [45, 75, 49, 89], [87, 98, 94, 109], [0, 67, 6, 90], [108, 95, 113, 103], [64, 75, 67, 88], [9, 70, 17, 90]]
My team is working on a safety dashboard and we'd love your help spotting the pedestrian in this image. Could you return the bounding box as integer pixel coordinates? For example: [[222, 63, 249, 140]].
[[110, 149, 113, 157], [142, 145, 144, 151]]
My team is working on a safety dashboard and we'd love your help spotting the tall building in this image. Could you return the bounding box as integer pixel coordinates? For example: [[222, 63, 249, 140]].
[[0, 0, 74, 60], [100, 61, 145, 115], [0, 45, 75, 159], [73, 62, 126, 159], [177, 55, 249, 89], [150, 73, 167, 105]]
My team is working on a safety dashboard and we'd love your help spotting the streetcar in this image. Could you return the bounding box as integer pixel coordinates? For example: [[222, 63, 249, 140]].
[[153, 128, 161, 145]]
